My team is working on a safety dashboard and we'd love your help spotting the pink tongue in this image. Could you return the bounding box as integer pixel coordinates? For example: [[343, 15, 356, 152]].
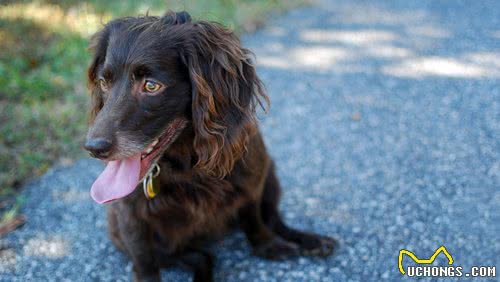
[[90, 154, 141, 204]]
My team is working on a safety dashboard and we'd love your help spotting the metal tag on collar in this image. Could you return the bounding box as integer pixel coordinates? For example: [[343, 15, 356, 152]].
[[143, 163, 160, 199]]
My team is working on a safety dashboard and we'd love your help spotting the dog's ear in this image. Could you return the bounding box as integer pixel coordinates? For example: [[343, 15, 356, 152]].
[[162, 10, 192, 25], [87, 27, 111, 124], [179, 21, 269, 178]]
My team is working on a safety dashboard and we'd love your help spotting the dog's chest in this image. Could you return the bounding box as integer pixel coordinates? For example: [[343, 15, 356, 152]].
[[144, 166, 247, 247]]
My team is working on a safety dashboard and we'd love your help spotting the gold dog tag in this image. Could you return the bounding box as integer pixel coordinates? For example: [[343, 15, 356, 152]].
[[143, 163, 161, 199]]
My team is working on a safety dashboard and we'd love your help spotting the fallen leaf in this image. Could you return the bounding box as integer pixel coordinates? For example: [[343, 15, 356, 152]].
[[0, 215, 26, 236], [351, 112, 362, 121]]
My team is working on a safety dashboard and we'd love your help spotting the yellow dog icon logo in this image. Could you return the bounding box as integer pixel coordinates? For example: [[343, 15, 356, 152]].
[[398, 246, 454, 275]]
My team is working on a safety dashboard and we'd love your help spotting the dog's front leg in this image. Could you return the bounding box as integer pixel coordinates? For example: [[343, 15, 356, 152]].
[[239, 201, 300, 260], [115, 202, 160, 282]]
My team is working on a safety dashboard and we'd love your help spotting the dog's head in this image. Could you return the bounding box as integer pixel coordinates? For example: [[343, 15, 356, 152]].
[[85, 11, 268, 193]]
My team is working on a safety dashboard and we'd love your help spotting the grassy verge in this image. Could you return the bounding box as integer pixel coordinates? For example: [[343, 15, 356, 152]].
[[0, 0, 306, 229]]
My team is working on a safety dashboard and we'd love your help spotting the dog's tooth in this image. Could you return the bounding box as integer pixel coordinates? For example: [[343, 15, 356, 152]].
[[151, 139, 159, 147], [145, 147, 153, 154]]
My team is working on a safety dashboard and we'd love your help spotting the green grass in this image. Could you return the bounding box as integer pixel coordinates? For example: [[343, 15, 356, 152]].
[[0, 0, 305, 226]]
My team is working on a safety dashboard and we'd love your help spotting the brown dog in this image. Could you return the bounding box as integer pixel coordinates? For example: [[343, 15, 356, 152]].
[[84, 11, 336, 282]]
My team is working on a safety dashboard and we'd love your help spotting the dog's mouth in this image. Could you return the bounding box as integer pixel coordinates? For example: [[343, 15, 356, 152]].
[[90, 118, 187, 204], [139, 118, 187, 181]]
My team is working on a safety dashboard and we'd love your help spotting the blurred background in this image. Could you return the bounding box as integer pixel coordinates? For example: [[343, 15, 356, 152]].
[[0, 0, 303, 231]]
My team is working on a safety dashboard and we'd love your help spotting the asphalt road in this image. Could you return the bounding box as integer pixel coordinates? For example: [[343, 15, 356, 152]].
[[2, 0, 499, 281]]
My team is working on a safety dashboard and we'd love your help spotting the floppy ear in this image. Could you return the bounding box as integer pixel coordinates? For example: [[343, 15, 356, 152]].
[[162, 10, 192, 25], [180, 21, 269, 178], [87, 28, 110, 124]]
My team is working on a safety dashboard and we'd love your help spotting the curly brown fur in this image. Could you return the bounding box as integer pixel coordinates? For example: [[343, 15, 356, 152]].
[[85, 11, 336, 282]]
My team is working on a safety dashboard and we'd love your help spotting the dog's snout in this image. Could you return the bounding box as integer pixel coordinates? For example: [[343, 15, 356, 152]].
[[84, 138, 113, 159]]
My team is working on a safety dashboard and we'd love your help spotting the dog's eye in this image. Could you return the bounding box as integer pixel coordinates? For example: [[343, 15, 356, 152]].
[[99, 79, 109, 92], [143, 80, 162, 94]]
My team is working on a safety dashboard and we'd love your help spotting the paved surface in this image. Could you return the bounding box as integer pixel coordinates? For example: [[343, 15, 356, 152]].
[[2, 0, 499, 281]]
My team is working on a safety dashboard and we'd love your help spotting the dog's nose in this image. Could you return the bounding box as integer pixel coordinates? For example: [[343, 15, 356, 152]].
[[84, 138, 113, 159]]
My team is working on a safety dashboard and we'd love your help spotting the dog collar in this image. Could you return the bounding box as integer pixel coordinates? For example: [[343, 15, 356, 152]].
[[143, 163, 160, 199]]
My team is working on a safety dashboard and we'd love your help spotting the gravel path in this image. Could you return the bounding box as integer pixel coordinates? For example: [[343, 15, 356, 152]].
[[2, 0, 499, 281]]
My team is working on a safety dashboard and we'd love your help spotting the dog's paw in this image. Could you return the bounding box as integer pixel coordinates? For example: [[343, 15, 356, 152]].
[[133, 273, 161, 282], [253, 237, 300, 260], [296, 234, 337, 257], [133, 269, 161, 282]]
